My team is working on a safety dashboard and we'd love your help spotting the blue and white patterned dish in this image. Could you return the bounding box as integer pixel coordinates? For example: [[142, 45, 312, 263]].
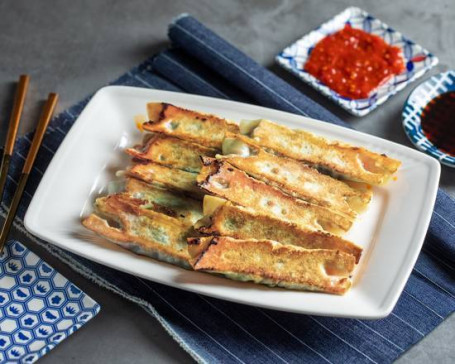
[[0, 240, 100, 363], [402, 71, 455, 168], [276, 7, 439, 116]]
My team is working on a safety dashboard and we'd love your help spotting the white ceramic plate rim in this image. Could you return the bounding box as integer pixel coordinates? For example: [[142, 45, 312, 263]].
[[24, 86, 440, 319]]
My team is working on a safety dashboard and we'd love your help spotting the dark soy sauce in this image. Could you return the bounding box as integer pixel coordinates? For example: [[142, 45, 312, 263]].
[[421, 91, 455, 156]]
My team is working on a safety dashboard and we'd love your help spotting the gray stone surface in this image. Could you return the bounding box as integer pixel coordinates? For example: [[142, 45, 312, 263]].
[[0, 0, 454, 362]]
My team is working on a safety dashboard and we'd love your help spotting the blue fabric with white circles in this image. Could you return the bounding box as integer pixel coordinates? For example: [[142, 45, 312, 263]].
[[276, 7, 438, 116], [0, 241, 99, 363], [402, 70, 455, 167]]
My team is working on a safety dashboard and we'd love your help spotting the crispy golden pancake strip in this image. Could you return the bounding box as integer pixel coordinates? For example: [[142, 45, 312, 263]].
[[221, 134, 372, 217], [126, 134, 216, 173], [188, 236, 355, 295], [127, 162, 203, 198], [143, 103, 239, 149], [197, 158, 352, 234], [82, 194, 193, 268], [125, 178, 203, 225], [198, 202, 362, 263], [243, 119, 400, 185]]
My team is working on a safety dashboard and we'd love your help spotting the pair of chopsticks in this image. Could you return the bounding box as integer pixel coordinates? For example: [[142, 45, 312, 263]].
[[0, 75, 58, 252]]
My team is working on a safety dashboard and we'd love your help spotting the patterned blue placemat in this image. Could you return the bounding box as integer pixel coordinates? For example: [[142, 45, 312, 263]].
[[0, 14, 454, 364], [0, 240, 100, 364]]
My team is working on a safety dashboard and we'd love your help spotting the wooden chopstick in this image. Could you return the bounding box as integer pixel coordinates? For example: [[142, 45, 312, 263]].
[[0, 93, 58, 252], [0, 75, 30, 201]]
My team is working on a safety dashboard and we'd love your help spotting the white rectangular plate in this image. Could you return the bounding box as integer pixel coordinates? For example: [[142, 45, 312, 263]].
[[24, 86, 440, 319]]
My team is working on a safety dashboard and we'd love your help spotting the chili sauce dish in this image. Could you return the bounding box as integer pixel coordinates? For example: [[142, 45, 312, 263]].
[[402, 70, 455, 168], [276, 7, 438, 116]]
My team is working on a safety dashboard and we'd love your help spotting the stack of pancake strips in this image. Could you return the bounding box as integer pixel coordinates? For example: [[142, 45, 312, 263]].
[[83, 103, 401, 295]]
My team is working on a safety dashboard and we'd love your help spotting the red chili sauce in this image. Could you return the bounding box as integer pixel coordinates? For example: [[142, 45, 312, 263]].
[[304, 25, 405, 99], [421, 92, 455, 156]]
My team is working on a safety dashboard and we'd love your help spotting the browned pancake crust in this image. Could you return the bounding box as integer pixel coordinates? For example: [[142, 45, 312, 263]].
[[127, 161, 202, 198], [199, 202, 362, 263], [197, 158, 352, 235], [126, 134, 216, 172], [246, 119, 400, 185], [82, 194, 193, 267], [125, 178, 203, 225], [143, 102, 239, 149], [221, 133, 372, 217], [187, 236, 355, 294]]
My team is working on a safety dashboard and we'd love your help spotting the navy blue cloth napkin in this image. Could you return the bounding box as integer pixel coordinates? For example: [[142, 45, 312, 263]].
[[1, 14, 454, 364]]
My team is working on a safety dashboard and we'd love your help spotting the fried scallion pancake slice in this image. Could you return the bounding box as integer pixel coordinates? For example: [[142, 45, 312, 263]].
[[143, 102, 239, 149], [221, 134, 372, 217], [197, 158, 353, 235], [240, 119, 401, 185], [125, 178, 203, 225], [187, 236, 355, 295], [127, 162, 202, 198], [197, 198, 362, 263], [82, 194, 193, 268], [126, 134, 216, 173]]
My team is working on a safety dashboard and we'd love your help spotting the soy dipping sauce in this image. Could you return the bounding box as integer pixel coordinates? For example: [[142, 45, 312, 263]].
[[421, 91, 455, 156]]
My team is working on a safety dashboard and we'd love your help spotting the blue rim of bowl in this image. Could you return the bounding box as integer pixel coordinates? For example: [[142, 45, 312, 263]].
[[402, 71, 455, 167], [276, 6, 439, 117]]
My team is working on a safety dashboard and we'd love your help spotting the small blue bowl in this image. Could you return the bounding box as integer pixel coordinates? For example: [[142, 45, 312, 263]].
[[402, 71, 455, 168]]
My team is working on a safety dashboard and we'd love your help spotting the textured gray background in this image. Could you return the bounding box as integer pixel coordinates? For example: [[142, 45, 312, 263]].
[[0, 0, 454, 363]]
